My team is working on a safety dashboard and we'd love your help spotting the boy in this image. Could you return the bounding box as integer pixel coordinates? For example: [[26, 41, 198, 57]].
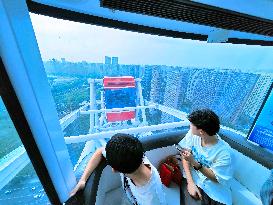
[[70, 133, 167, 205], [179, 109, 233, 205]]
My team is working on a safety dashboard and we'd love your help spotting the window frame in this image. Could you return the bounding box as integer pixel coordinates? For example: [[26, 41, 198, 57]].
[[0, 0, 76, 203], [26, 0, 273, 159], [0, 58, 61, 205], [247, 83, 273, 137], [27, 0, 273, 46], [1, 1, 272, 204]]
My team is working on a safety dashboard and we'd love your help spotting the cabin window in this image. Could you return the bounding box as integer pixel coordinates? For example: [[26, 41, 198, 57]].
[[30, 13, 273, 174], [248, 86, 273, 151], [0, 98, 50, 204]]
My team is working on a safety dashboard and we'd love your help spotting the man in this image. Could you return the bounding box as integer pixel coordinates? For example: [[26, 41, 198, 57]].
[[70, 133, 167, 205], [179, 109, 233, 205]]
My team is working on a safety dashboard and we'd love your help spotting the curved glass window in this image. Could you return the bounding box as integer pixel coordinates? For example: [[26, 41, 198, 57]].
[[0, 98, 50, 204], [249, 87, 273, 151], [30, 13, 273, 174]]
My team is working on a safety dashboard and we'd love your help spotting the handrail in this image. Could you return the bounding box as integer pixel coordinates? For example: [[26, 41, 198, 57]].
[[220, 128, 273, 169]]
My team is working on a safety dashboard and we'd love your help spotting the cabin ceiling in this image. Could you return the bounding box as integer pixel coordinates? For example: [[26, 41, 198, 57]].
[[190, 0, 273, 21], [28, 0, 273, 45], [100, 0, 273, 37]]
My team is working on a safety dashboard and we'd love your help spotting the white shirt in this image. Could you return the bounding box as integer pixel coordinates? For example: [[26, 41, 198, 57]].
[[102, 149, 167, 205], [179, 131, 233, 205]]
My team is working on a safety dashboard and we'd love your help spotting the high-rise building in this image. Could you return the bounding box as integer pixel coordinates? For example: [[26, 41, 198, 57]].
[[176, 68, 194, 112], [243, 74, 273, 118], [186, 68, 221, 111], [150, 66, 165, 104], [105, 56, 111, 65], [141, 66, 153, 101], [161, 68, 182, 123], [225, 72, 258, 125], [112, 57, 119, 65], [185, 68, 258, 127]]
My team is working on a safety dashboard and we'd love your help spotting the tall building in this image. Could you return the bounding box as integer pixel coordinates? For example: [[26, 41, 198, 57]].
[[112, 57, 118, 65], [150, 66, 165, 104], [176, 68, 194, 113], [161, 68, 182, 123], [185, 68, 258, 127], [210, 69, 232, 118], [185, 68, 202, 103], [243, 74, 273, 118], [141, 66, 153, 101], [225, 72, 258, 125], [148, 66, 166, 118], [186, 68, 221, 111], [105, 56, 111, 65]]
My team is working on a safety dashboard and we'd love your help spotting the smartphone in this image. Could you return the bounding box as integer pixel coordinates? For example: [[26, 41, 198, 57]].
[[175, 144, 190, 153], [175, 144, 183, 152]]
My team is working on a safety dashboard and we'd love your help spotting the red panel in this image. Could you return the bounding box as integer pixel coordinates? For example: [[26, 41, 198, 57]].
[[103, 76, 135, 89], [103, 77, 136, 122], [106, 111, 135, 122]]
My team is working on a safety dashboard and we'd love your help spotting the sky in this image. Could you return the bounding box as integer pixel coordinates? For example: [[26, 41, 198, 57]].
[[30, 13, 273, 73]]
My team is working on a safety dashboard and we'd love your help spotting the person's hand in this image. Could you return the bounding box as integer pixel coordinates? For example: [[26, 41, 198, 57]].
[[181, 149, 195, 164], [187, 181, 202, 200], [70, 180, 86, 197]]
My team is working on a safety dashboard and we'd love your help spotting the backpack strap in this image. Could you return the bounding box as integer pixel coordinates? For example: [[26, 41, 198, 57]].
[[123, 175, 139, 205]]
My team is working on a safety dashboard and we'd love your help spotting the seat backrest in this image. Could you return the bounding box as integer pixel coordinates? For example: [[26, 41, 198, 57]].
[[145, 145, 178, 169], [232, 148, 270, 198], [95, 166, 121, 205]]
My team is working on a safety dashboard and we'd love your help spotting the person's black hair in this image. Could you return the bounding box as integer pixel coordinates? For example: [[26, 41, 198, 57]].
[[188, 109, 220, 136], [105, 133, 144, 174]]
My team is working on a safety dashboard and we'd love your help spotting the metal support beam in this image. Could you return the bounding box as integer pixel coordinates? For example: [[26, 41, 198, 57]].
[[88, 79, 96, 133], [80, 105, 156, 114], [0, 146, 29, 190], [60, 104, 88, 130], [156, 103, 188, 120], [64, 121, 189, 144], [0, 0, 75, 202], [137, 80, 147, 124]]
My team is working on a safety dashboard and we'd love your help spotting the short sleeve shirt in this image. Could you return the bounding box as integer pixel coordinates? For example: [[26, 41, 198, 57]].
[[102, 148, 167, 205], [179, 131, 233, 205]]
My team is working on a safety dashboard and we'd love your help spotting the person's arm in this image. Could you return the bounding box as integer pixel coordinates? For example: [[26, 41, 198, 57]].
[[70, 147, 104, 196], [191, 160, 217, 182], [182, 150, 217, 182], [182, 157, 194, 185], [182, 156, 202, 200]]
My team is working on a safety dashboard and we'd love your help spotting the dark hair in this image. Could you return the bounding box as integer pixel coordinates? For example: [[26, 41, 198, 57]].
[[105, 133, 144, 174], [188, 109, 220, 136]]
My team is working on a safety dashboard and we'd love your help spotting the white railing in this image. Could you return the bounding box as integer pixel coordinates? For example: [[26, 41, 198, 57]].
[[0, 146, 29, 190], [64, 121, 189, 144], [80, 105, 156, 114]]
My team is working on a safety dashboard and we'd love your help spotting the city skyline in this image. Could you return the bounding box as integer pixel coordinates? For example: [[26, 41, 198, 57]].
[[30, 13, 273, 74], [44, 57, 273, 76], [44, 58, 273, 134]]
